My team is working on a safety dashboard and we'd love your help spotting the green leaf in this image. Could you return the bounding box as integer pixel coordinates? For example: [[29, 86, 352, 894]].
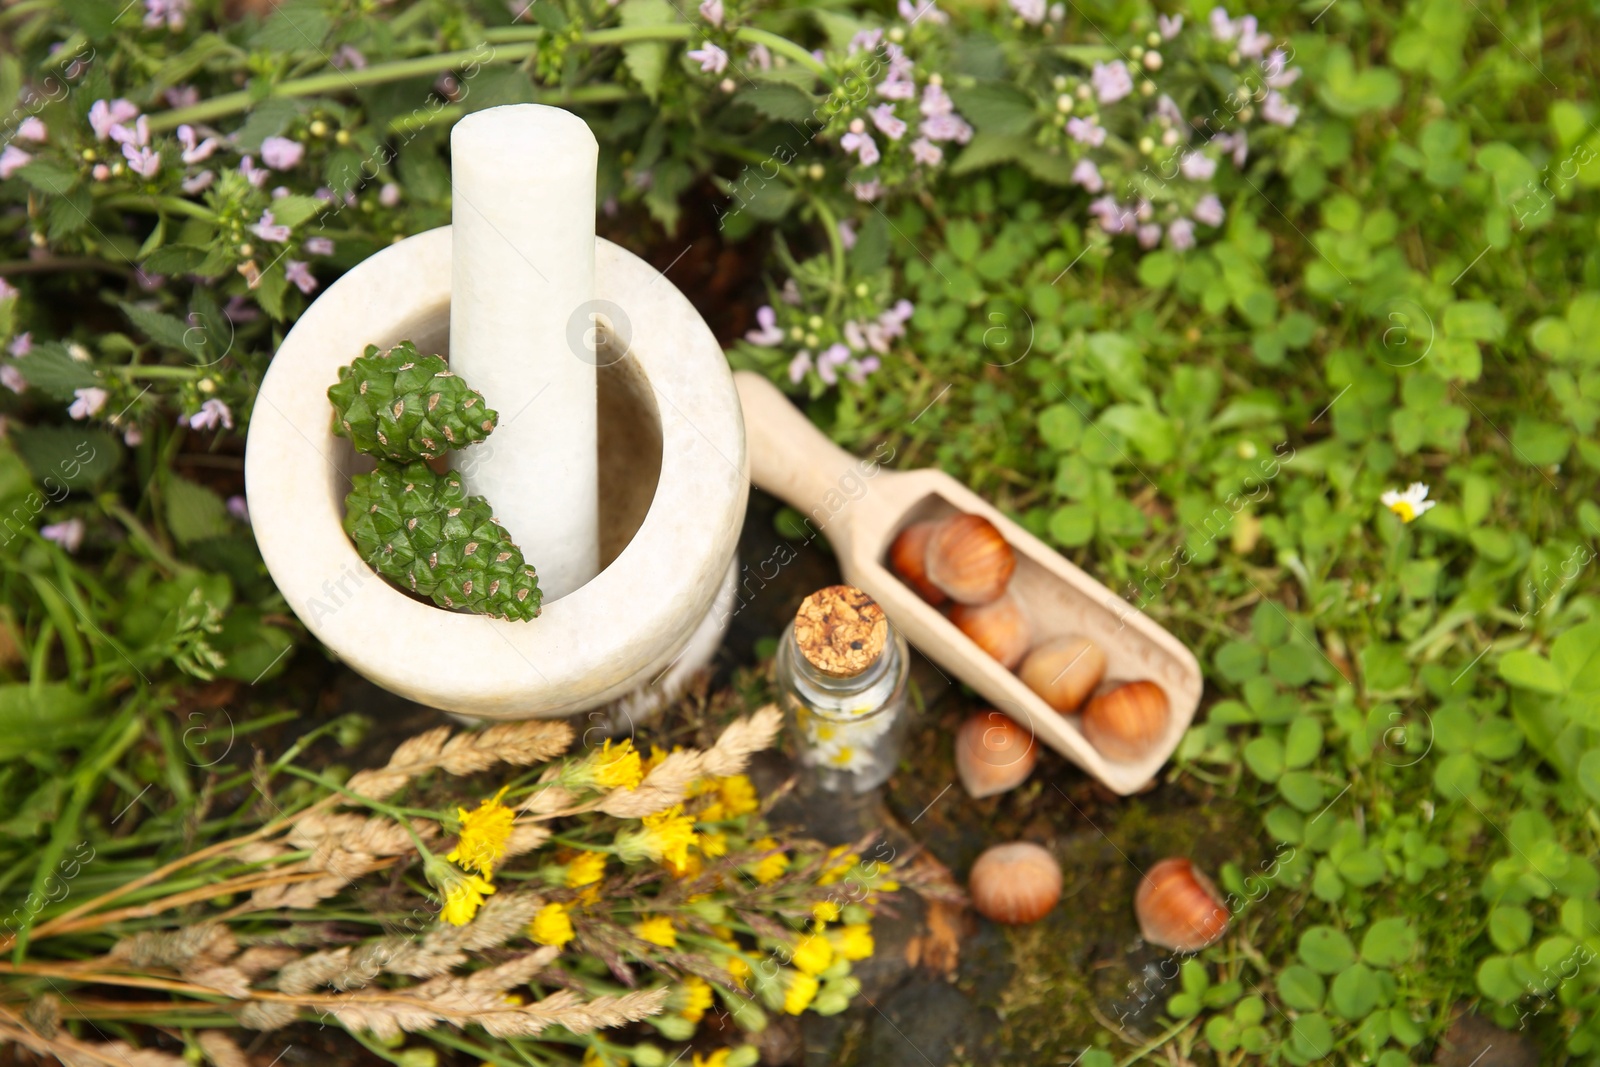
[[1289, 1013, 1335, 1059], [1443, 300, 1507, 341], [1243, 736, 1285, 782], [1037, 404, 1083, 452], [268, 195, 325, 229], [1099, 404, 1176, 463], [1361, 918, 1418, 966], [1475, 955, 1524, 1003], [950, 132, 1031, 175], [1578, 749, 1600, 803], [1047, 503, 1095, 547], [230, 97, 302, 152], [15, 159, 80, 196], [1329, 962, 1381, 1020], [737, 83, 817, 122], [1499, 650, 1562, 693], [619, 0, 676, 100], [1510, 417, 1571, 466], [1277, 771, 1325, 812], [949, 83, 1037, 135], [250, 0, 331, 51], [0, 683, 99, 758], [7, 342, 99, 400], [166, 478, 232, 546], [1299, 926, 1357, 974], [118, 301, 195, 353], [1488, 906, 1533, 952], [1318, 47, 1402, 116], [11, 427, 121, 492]]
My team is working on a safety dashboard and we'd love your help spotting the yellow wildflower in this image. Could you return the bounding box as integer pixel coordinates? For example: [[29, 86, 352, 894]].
[[878, 880, 900, 892], [530, 902, 575, 947], [700, 831, 729, 859], [447, 791, 517, 877], [726, 954, 751, 989], [812, 900, 840, 923], [615, 804, 697, 870], [830, 923, 874, 961], [782, 971, 819, 1015], [565, 850, 607, 888], [692, 1052, 731, 1067], [718, 775, 759, 817], [791, 932, 834, 976], [593, 738, 644, 790], [816, 845, 857, 886], [439, 870, 495, 926], [679, 975, 714, 1022], [633, 916, 678, 948], [576, 884, 603, 909], [667, 850, 705, 881], [751, 838, 789, 884]]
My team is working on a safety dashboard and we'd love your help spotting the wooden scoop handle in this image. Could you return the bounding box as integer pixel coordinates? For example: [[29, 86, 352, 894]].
[[734, 371, 869, 547]]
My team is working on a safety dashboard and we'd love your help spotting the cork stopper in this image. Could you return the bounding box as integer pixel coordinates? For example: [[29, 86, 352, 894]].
[[793, 585, 888, 677]]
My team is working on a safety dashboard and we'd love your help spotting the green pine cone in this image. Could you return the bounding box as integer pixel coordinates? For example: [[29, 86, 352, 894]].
[[343, 461, 542, 621], [328, 341, 498, 462]]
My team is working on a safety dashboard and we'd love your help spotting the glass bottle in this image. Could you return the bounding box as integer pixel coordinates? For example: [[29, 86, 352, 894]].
[[776, 585, 910, 794]]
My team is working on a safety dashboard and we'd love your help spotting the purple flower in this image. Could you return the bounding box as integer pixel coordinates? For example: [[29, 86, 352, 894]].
[[285, 260, 318, 294], [878, 49, 917, 100], [844, 320, 866, 350], [165, 85, 200, 108], [223, 296, 258, 323], [304, 236, 335, 256], [261, 136, 304, 170], [698, 0, 723, 25], [1179, 152, 1217, 180], [1010, 0, 1046, 24], [227, 495, 250, 523], [816, 343, 851, 386], [921, 113, 973, 144], [849, 28, 884, 54], [177, 124, 217, 163], [687, 42, 729, 74], [846, 355, 880, 383], [1066, 117, 1106, 146], [921, 82, 953, 117], [1262, 91, 1299, 127], [1194, 194, 1225, 226], [110, 115, 151, 148], [1071, 158, 1104, 193], [89, 99, 139, 141], [788, 350, 813, 384], [124, 143, 160, 177], [239, 156, 268, 187], [1157, 13, 1183, 38], [838, 221, 857, 250], [124, 425, 143, 446], [1167, 218, 1196, 250], [0, 145, 32, 179], [1088, 196, 1134, 234], [0, 365, 25, 394], [189, 398, 234, 431], [898, 0, 948, 24], [144, 0, 188, 28], [136, 267, 164, 291], [841, 128, 881, 167], [1235, 15, 1274, 57], [15, 117, 46, 142], [1263, 50, 1301, 89], [250, 211, 291, 243], [1091, 61, 1133, 104], [271, 185, 290, 198], [41, 519, 85, 553], [781, 279, 802, 305], [181, 170, 214, 194], [69, 387, 108, 420], [379, 182, 401, 207], [1137, 223, 1162, 248], [853, 179, 882, 202], [333, 45, 367, 69], [1209, 7, 1237, 40], [910, 137, 943, 165], [749, 43, 773, 70], [869, 104, 907, 141], [879, 299, 914, 336], [1212, 130, 1248, 167], [0, 278, 15, 301], [745, 305, 785, 346], [1156, 94, 1184, 127], [9, 332, 32, 357]]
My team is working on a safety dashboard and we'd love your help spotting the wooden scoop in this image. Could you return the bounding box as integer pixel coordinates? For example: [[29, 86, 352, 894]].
[[736, 371, 1201, 795]]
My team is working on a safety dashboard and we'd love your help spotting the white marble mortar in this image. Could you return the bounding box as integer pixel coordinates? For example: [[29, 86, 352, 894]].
[[244, 226, 747, 719]]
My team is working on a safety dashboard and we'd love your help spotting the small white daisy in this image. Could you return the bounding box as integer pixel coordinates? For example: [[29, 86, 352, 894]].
[[1381, 482, 1436, 523]]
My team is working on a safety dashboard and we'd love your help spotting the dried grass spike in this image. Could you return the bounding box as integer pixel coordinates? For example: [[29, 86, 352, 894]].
[[700, 704, 783, 778], [197, 1031, 251, 1067]]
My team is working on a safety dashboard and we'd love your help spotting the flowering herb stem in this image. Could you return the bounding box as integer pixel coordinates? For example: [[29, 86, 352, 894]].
[[809, 195, 847, 319]]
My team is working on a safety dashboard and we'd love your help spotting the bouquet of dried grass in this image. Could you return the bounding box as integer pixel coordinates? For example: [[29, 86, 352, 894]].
[[0, 705, 929, 1067]]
